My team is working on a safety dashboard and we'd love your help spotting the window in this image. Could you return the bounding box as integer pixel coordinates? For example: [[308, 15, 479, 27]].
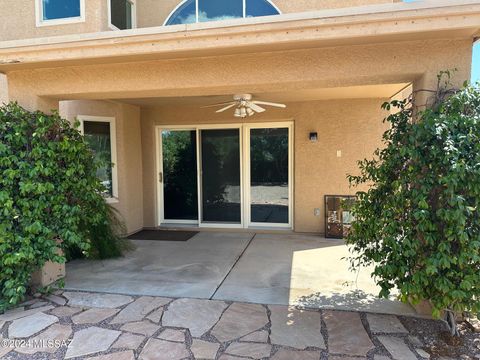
[[35, 0, 85, 26], [79, 116, 118, 200], [109, 0, 136, 30], [164, 0, 280, 26]]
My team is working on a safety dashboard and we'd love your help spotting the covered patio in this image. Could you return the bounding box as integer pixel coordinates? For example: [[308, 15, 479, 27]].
[[65, 231, 416, 316], [1, 0, 478, 299]]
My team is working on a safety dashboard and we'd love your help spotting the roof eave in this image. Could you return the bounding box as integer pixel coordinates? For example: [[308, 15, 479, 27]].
[[1, 0, 479, 71]]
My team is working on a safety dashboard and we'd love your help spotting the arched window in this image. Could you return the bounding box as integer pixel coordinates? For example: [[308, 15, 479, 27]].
[[165, 0, 280, 26]]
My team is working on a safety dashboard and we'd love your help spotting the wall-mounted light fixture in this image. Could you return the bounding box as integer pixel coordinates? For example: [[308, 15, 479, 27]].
[[309, 132, 318, 142]]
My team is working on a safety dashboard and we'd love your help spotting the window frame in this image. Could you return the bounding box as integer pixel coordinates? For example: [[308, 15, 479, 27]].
[[35, 0, 86, 27], [78, 115, 119, 203], [163, 0, 281, 26], [108, 0, 137, 30]]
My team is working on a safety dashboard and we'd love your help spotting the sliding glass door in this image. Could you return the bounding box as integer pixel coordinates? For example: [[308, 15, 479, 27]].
[[246, 124, 292, 228], [158, 123, 292, 229], [160, 129, 198, 223], [200, 129, 242, 225]]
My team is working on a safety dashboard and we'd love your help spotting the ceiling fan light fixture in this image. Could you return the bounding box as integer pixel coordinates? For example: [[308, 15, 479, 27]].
[[204, 94, 286, 118], [240, 107, 247, 118]]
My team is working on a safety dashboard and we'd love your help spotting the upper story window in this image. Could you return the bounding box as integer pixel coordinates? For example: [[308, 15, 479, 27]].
[[164, 0, 280, 26], [35, 0, 85, 27], [109, 0, 136, 30]]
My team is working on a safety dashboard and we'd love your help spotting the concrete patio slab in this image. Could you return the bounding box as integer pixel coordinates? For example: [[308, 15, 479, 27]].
[[65, 231, 415, 315], [65, 232, 253, 298], [212, 233, 416, 315]]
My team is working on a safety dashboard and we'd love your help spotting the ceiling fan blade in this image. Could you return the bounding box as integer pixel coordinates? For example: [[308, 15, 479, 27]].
[[201, 101, 236, 109], [247, 102, 266, 113], [252, 100, 287, 108], [216, 103, 237, 113]]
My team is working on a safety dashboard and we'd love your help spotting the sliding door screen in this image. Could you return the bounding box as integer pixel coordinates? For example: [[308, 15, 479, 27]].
[[200, 129, 241, 224], [250, 127, 289, 224], [162, 130, 198, 221]]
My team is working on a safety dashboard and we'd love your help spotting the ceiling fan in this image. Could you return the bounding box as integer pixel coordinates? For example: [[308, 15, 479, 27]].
[[202, 94, 286, 118]]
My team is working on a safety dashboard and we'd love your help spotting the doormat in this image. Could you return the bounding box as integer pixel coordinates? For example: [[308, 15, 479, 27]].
[[127, 230, 198, 241]]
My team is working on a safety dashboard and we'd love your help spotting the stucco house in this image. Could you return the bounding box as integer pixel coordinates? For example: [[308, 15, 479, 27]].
[[0, 0, 479, 283]]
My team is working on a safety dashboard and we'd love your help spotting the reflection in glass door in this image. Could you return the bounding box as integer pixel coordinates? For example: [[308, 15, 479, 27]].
[[161, 130, 198, 222], [200, 129, 241, 225], [247, 126, 291, 227]]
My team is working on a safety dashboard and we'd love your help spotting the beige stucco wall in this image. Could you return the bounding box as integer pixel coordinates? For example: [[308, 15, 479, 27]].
[[0, 0, 398, 41], [137, 0, 396, 28], [0, 0, 108, 42], [6, 39, 472, 113], [140, 98, 388, 233], [59, 100, 144, 234], [3, 37, 473, 234], [0, 74, 8, 104]]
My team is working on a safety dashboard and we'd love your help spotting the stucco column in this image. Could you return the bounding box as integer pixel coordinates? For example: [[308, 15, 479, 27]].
[[8, 85, 59, 114], [412, 51, 473, 116], [6, 78, 65, 288]]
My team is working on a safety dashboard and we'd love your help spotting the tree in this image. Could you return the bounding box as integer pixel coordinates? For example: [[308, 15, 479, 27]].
[[0, 103, 124, 310], [347, 74, 480, 336]]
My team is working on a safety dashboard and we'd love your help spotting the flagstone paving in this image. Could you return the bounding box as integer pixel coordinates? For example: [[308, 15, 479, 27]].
[[0, 290, 469, 359]]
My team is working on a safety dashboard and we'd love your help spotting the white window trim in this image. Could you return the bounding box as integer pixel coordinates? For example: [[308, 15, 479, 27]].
[[35, 0, 86, 27], [108, 0, 137, 31], [78, 115, 119, 202], [163, 0, 281, 26]]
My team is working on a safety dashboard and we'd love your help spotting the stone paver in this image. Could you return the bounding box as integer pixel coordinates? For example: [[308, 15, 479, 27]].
[[49, 306, 82, 317], [65, 326, 121, 359], [157, 328, 185, 342], [113, 332, 145, 350], [121, 320, 161, 336], [270, 349, 321, 360], [225, 342, 272, 359], [367, 313, 408, 334], [15, 324, 72, 355], [111, 296, 170, 324], [45, 294, 67, 306], [139, 338, 189, 360], [88, 350, 135, 360], [0, 305, 54, 321], [373, 355, 391, 360], [72, 307, 119, 324], [212, 303, 269, 342], [241, 330, 269, 342], [324, 310, 374, 357], [30, 301, 49, 308], [162, 298, 228, 337], [145, 308, 163, 323], [0, 292, 439, 360], [64, 291, 133, 308], [416, 348, 431, 359], [270, 305, 325, 349], [191, 339, 220, 360], [377, 336, 418, 360], [8, 312, 58, 338]]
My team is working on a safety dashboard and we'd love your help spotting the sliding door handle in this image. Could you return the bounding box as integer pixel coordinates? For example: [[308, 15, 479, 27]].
[[159, 172, 163, 183]]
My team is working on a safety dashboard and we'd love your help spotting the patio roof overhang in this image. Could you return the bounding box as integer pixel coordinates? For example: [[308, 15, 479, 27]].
[[0, 0, 479, 71]]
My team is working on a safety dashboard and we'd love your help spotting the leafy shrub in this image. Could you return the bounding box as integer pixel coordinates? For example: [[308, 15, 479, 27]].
[[0, 103, 125, 310], [347, 76, 480, 335]]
